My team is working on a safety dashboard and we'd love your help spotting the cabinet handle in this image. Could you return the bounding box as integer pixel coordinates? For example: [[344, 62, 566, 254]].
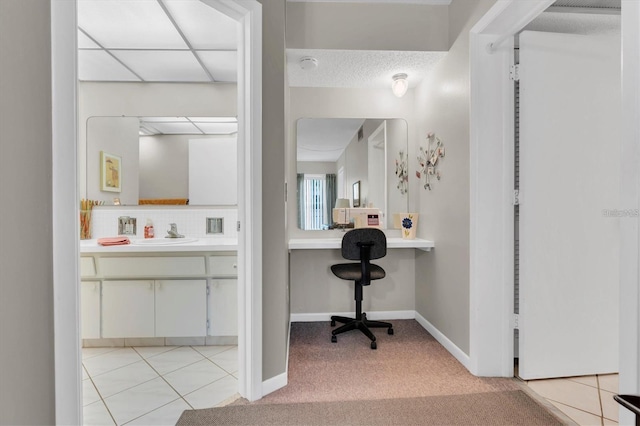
[[233, 264, 237, 269]]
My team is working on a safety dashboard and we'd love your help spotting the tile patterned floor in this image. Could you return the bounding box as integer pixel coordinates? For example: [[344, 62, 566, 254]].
[[82, 345, 238, 425], [525, 374, 619, 425]]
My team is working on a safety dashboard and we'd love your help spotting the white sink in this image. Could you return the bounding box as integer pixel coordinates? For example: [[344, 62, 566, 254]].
[[131, 238, 198, 245]]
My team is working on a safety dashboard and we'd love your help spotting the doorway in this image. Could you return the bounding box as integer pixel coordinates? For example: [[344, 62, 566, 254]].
[[51, 1, 263, 424]]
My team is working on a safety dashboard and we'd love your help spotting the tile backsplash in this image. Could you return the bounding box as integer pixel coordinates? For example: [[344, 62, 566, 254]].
[[90, 207, 237, 240]]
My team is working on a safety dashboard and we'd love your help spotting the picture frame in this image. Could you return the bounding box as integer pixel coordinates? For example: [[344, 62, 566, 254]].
[[353, 180, 361, 207], [100, 151, 122, 192]]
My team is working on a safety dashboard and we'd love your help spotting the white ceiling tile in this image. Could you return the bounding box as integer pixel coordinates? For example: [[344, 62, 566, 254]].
[[163, 0, 237, 50], [147, 122, 201, 134], [195, 122, 238, 134], [78, 30, 100, 49], [78, 0, 187, 49], [141, 117, 189, 123], [189, 117, 237, 123], [112, 51, 210, 82], [198, 51, 237, 82], [78, 50, 140, 81]]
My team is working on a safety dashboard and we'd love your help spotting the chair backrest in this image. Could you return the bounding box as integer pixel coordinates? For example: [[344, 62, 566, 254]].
[[341, 228, 387, 260]]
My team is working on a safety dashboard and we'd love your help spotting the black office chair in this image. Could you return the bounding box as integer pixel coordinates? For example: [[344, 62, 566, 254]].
[[330, 228, 394, 349]]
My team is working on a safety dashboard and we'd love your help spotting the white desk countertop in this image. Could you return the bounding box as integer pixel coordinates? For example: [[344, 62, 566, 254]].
[[80, 237, 238, 254], [288, 237, 434, 251]]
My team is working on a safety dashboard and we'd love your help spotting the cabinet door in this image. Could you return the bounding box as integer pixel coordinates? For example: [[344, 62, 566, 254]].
[[81, 281, 101, 339], [155, 280, 207, 337], [208, 279, 238, 336], [102, 280, 155, 338]]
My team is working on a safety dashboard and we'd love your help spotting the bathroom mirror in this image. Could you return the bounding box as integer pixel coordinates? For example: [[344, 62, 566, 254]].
[[86, 116, 238, 206], [296, 118, 409, 230]]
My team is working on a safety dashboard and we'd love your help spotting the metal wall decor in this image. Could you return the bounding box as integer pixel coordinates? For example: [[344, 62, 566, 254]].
[[395, 150, 409, 195], [417, 132, 445, 190]]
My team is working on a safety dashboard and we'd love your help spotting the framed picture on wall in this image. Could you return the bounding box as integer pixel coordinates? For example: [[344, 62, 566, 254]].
[[353, 180, 361, 207], [100, 151, 122, 192]]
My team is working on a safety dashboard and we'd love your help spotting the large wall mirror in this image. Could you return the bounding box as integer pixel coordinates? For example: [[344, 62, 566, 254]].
[[296, 118, 409, 230], [86, 116, 238, 206]]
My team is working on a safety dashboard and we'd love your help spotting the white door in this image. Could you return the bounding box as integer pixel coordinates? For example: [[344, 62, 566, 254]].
[[102, 280, 155, 338], [518, 31, 620, 379], [155, 280, 207, 337]]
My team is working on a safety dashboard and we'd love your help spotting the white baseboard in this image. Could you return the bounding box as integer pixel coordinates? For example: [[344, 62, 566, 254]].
[[414, 311, 471, 371], [262, 371, 287, 396], [290, 310, 415, 323]]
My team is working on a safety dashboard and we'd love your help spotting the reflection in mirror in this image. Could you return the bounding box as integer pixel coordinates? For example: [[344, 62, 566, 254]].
[[86, 116, 238, 206], [296, 118, 408, 230]]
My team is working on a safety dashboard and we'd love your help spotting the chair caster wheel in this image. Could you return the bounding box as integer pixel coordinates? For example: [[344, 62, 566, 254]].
[[331, 335, 337, 343], [331, 320, 336, 327], [371, 341, 377, 350], [388, 328, 394, 335]]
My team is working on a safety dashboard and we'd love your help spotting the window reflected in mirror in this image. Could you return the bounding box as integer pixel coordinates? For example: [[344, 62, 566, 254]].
[[296, 118, 408, 230]]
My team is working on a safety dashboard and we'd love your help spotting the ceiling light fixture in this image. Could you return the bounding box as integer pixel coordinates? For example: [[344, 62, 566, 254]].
[[299, 56, 318, 71], [392, 73, 409, 98]]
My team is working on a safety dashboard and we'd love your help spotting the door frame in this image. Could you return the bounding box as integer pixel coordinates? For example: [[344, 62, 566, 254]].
[[469, 1, 639, 422], [51, 1, 263, 423]]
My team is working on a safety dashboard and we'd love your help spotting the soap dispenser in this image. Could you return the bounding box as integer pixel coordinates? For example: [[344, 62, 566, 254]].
[[144, 219, 155, 239]]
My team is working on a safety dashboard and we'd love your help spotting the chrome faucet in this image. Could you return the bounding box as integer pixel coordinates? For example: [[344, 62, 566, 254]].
[[166, 223, 184, 238]]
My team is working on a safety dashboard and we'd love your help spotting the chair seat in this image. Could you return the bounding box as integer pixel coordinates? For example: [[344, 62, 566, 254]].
[[331, 263, 386, 282]]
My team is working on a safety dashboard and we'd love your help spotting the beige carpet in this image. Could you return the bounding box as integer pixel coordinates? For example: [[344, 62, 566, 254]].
[[177, 320, 564, 425]]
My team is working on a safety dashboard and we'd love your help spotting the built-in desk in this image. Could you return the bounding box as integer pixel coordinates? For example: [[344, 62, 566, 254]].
[[288, 236, 434, 322], [288, 237, 434, 251]]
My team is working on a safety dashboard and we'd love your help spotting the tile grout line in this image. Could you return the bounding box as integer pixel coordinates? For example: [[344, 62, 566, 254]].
[[83, 362, 118, 426], [596, 375, 605, 426]]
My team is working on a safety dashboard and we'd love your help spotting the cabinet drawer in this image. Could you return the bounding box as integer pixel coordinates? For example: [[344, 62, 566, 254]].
[[208, 255, 238, 277], [80, 257, 96, 277], [100, 256, 206, 278]]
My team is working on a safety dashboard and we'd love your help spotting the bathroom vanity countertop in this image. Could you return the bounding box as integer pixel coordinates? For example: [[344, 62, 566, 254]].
[[288, 237, 434, 251], [80, 237, 238, 253]]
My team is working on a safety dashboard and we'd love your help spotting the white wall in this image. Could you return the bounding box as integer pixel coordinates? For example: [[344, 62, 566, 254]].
[[0, 1, 55, 424], [86, 117, 139, 205], [286, 2, 449, 51], [297, 161, 337, 175], [139, 135, 190, 200], [414, 0, 497, 356]]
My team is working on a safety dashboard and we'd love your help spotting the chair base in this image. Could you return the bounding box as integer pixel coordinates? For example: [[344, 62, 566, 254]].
[[331, 313, 393, 350]]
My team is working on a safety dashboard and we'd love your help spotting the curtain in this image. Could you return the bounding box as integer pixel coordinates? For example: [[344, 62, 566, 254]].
[[325, 174, 336, 225], [297, 173, 305, 229]]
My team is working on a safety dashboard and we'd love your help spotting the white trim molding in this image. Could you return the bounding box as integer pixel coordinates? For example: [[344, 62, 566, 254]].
[[202, 0, 264, 402], [620, 2, 640, 424], [291, 310, 416, 323], [51, 1, 81, 424], [262, 372, 288, 396], [415, 312, 471, 371]]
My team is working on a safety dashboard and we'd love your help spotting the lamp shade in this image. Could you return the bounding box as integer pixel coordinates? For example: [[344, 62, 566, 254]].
[[392, 73, 408, 98], [335, 198, 350, 208]]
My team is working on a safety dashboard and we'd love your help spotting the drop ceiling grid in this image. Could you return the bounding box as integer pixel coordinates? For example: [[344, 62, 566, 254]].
[[77, 0, 238, 83]]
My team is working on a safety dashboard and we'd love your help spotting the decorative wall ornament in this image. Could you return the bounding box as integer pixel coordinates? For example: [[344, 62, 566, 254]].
[[395, 150, 409, 195], [417, 132, 445, 190]]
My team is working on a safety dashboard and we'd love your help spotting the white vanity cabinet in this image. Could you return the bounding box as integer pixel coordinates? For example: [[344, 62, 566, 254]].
[[155, 280, 207, 337], [102, 280, 155, 338], [208, 279, 238, 336], [81, 281, 101, 339], [80, 250, 237, 341]]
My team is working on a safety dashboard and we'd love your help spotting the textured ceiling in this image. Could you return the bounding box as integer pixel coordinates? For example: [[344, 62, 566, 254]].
[[525, 11, 620, 36], [287, 49, 447, 89], [552, 0, 620, 9]]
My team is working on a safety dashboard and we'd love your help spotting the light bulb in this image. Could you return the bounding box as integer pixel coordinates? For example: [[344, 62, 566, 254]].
[[392, 73, 408, 98]]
